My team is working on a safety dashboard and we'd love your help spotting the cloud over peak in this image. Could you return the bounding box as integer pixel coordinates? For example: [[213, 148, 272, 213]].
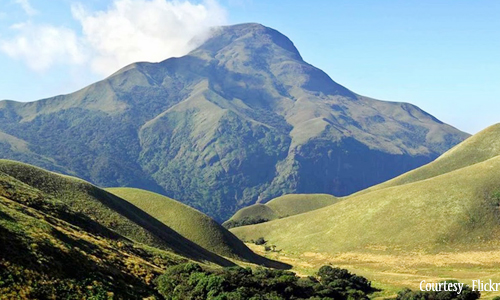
[[1, 0, 227, 75]]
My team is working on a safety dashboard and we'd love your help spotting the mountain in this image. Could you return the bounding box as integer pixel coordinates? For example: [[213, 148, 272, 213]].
[[230, 123, 500, 254], [223, 193, 338, 228], [0, 23, 469, 221]]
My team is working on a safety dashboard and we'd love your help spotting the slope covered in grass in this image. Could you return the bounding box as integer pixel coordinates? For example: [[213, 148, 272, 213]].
[[0, 159, 232, 267], [0, 164, 198, 298], [223, 194, 337, 228], [359, 123, 500, 194], [106, 187, 282, 266], [265, 194, 338, 217], [231, 154, 500, 254]]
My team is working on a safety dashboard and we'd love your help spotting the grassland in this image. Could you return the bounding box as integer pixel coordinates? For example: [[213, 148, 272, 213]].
[[0, 159, 233, 266], [230, 124, 500, 296], [106, 187, 285, 266], [232, 155, 500, 253], [0, 163, 195, 298], [224, 193, 338, 228]]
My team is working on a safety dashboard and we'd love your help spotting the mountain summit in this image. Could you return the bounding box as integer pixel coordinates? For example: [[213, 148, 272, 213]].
[[0, 23, 468, 220]]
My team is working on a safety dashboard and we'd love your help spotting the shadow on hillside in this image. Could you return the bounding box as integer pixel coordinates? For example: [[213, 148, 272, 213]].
[[253, 254, 292, 270], [87, 186, 236, 267]]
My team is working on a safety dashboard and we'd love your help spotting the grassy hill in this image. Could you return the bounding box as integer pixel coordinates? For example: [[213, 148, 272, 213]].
[[0, 159, 233, 267], [0, 161, 207, 298], [229, 124, 500, 294], [265, 194, 338, 218], [232, 155, 500, 253], [106, 187, 284, 266], [223, 194, 337, 228], [358, 123, 500, 195], [231, 124, 500, 254]]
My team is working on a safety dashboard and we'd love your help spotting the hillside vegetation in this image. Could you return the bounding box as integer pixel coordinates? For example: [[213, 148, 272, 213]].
[[359, 123, 500, 194], [0, 159, 233, 266], [106, 187, 285, 267], [231, 125, 500, 253], [0, 23, 468, 221], [0, 158, 377, 299], [0, 161, 202, 298], [224, 194, 337, 228]]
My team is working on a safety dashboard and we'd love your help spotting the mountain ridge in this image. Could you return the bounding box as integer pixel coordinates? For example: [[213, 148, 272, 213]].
[[0, 23, 469, 220]]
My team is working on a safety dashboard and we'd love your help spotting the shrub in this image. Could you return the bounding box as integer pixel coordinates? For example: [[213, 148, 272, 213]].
[[155, 263, 375, 300], [255, 237, 266, 245]]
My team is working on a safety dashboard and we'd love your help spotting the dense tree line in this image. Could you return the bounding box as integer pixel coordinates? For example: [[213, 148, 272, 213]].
[[155, 263, 375, 300], [223, 217, 272, 229]]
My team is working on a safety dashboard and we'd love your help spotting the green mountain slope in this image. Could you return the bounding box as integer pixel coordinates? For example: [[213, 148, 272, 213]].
[[106, 187, 284, 267], [0, 23, 468, 221], [0, 159, 232, 266], [359, 123, 500, 194], [231, 125, 500, 253], [0, 163, 220, 298], [223, 194, 337, 228]]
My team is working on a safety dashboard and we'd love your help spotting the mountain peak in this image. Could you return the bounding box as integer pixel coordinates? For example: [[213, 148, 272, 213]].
[[0, 22, 469, 221], [191, 23, 303, 62]]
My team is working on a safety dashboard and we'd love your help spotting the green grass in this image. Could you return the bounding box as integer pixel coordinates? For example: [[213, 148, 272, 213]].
[[229, 125, 500, 291], [223, 193, 337, 228], [0, 159, 294, 297], [0, 159, 233, 267], [232, 155, 500, 253], [105, 187, 271, 264], [266, 193, 338, 217], [358, 123, 500, 195], [0, 166, 193, 298]]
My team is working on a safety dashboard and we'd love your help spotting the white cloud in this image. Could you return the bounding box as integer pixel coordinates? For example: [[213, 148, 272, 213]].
[[0, 0, 227, 76], [14, 0, 38, 16], [72, 0, 227, 75], [0, 22, 87, 72]]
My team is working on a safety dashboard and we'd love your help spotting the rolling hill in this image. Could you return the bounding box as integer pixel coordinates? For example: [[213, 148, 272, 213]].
[[223, 193, 338, 228], [0, 159, 232, 266], [0, 23, 468, 221], [0, 159, 293, 297], [230, 123, 500, 254], [106, 187, 284, 266], [358, 123, 500, 194], [0, 161, 211, 298]]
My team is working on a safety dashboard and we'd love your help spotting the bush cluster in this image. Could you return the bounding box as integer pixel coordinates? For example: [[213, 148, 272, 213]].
[[223, 217, 271, 229], [155, 263, 375, 300]]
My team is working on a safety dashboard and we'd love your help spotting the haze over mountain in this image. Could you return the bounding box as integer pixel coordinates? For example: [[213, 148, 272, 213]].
[[0, 23, 468, 221]]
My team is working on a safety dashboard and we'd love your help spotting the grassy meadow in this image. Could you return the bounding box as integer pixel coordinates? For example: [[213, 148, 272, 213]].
[[230, 124, 500, 297], [223, 193, 338, 228], [106, 187, 287, 268]]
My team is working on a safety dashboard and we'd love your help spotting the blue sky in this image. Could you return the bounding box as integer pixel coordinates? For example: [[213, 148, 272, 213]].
[[0, 0, 498, 134]]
